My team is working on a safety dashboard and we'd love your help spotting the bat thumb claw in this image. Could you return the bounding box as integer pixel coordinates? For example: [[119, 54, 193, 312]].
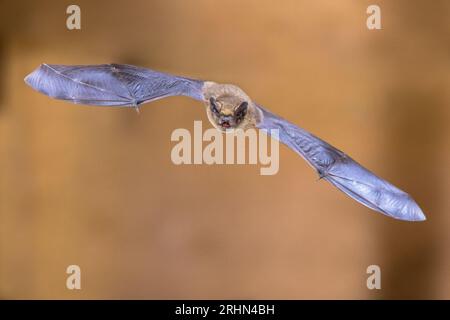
[[316, 169, 327, 181]]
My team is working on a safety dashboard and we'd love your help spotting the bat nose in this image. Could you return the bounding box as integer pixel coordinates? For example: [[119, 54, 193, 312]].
[[220, 115, 233, 121]]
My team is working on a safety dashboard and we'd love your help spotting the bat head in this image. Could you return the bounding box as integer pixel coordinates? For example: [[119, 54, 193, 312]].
[[203, 82, 261, 132], [207, 95, 249, 131]]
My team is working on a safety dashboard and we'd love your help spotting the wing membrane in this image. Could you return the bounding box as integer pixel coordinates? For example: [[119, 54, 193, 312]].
[[25, 64, 204, 107], [256, 104, 426, 221]]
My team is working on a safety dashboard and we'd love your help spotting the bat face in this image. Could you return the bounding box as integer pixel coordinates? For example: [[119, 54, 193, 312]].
[[202, 82, 263, 132], [206, 95, 249, 132]]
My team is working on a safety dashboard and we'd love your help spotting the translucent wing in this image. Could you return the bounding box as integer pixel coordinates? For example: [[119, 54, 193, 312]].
[[256, 104, 426, 221], [25, 64, 204, 107]]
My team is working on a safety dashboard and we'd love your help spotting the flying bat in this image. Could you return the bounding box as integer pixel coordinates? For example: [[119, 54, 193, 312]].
[[25, 63, 426, 221]]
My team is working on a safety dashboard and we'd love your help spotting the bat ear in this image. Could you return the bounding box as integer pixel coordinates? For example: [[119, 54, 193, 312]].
[[235, 101, 248, 116], [209, 97, 220, 114]]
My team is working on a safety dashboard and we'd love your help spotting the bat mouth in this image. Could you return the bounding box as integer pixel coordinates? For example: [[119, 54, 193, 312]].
[[220, 121, 231, 129]]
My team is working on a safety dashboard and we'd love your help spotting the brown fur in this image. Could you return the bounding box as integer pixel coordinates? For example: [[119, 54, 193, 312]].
[[202, 81, 263, 132]]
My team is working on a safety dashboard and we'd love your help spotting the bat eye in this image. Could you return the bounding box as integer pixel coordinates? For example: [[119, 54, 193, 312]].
[[234, 101, 248, 123], [209, 97, 220, 115]]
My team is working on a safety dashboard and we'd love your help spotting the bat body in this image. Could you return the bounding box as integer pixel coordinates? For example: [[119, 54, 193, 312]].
[[25, 63, 426, 221]]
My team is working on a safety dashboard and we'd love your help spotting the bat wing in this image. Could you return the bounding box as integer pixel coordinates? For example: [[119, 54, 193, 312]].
[[25, 64, 205, 107], [256, 104, 426, 221]]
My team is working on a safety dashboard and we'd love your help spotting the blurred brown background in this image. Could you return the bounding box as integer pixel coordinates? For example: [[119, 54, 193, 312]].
[[0, 0, 449, 299]]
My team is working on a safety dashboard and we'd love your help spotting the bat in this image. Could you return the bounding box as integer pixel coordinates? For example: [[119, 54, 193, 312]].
[[25, 63, 426, 221]]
